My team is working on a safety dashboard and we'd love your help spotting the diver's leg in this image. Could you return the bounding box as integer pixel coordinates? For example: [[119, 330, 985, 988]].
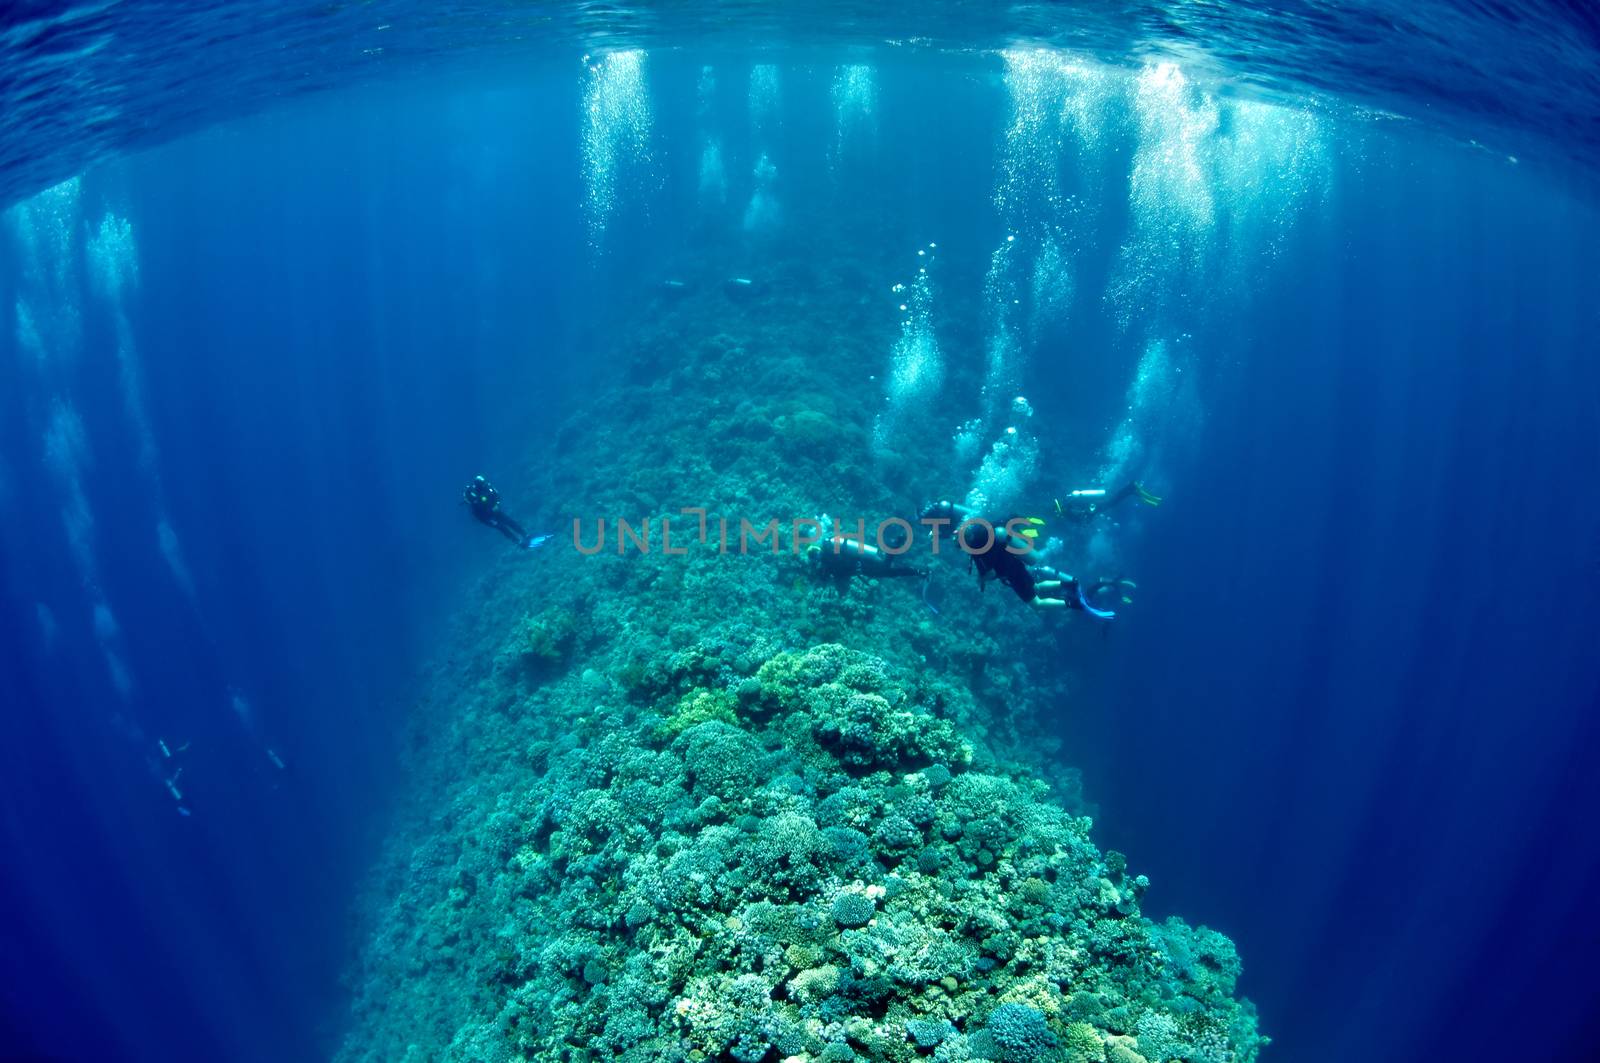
[[1087, 578, 1135, 602], [1107, 481, 1140, 509], [491, 513, 524, 544], [1032, 576, 1114, 618], [1031, 579, 1073, 610], [1121, 480, 1162, 507]]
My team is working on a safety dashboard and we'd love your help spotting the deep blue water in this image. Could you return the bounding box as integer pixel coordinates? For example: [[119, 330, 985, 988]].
[[1070, 151, 1600, 1061], [0, 75, 598, 1060], [2, 8, 1599, 1063]]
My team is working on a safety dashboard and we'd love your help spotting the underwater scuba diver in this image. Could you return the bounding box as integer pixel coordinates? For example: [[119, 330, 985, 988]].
[[1054, 480, 1162, 524], [806, 535, 926, 590], [918, 500, 1117, 618], [156, 737, 192, 814], [463, 475, 548, 549]]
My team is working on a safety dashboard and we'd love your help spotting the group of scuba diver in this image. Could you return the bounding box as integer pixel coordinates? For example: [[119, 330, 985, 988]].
[[807, 480, 1161, 620], [463, 472, 1159, 620]]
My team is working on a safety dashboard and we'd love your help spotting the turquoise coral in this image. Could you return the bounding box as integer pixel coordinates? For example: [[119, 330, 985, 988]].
[[830, 889, 877, 928], [986, 1003, 1056, 1062]]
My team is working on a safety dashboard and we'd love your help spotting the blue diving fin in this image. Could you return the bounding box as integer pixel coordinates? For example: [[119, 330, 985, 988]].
[[1076, 582, 1116, 620]]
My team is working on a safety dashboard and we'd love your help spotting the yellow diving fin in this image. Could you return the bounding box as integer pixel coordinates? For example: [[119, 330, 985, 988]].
[[1134, 482, 1163, 507]]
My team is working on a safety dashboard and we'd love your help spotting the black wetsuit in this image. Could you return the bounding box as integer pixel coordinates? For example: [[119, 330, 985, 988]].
[[958, 521, 1072, 604], [917, 499, 1111, 616], [465, 478, 528, 545]]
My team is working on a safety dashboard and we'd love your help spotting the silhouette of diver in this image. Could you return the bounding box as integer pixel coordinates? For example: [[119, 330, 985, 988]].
[[918, 500, 1117, 618], [463, 475, 546, 549]]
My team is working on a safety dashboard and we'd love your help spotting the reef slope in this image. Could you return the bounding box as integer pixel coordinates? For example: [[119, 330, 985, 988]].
[[337, 254, 1264, 1063]]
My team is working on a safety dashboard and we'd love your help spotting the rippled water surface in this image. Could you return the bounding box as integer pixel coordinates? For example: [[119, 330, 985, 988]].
[[3, 1, 1599, 206]]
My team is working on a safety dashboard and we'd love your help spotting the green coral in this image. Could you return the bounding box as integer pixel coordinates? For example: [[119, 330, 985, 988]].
[[652, 687, 739, 741], [790, 964, 842, 1004], [519, 606, 579, 666], [1063, 1021, 1107, 1063]]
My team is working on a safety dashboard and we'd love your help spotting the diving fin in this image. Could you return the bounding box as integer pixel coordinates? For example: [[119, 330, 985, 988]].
[[525, 534, 551, 550], [1076, 582, 1116, 620]]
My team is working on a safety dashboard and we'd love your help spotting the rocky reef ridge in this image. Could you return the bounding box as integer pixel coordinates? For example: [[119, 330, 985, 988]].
[[336, 253, 1264, 1063]]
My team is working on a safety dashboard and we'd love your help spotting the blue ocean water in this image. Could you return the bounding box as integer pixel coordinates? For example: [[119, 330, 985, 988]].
[[1, 5, 1597, 1063]]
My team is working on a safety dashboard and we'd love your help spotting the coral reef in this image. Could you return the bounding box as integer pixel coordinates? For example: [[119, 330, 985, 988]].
[[336, 232, 1263, 1063]]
